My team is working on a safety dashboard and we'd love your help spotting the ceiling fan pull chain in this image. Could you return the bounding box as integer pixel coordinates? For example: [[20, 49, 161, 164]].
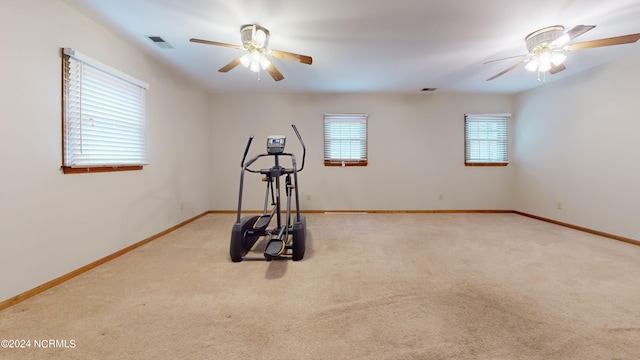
[[537, 69, 547, 83]]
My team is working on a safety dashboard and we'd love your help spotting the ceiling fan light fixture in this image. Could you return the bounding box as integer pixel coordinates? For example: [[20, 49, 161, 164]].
[[538, 61, 552, 73], [239, 53, 251, 68], [259, 55, 271, 70], [551, 52, 567, 66], [251, 53, 260, 72], [538, 50, 552, 69], [250, 60, 261, 73], [240, 50, 267, 72], [525, 58, 539, 72]]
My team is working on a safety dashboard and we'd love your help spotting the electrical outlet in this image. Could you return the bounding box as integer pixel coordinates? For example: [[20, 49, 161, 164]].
[[180, 202, 184, 210], [306, 194, 311, 200], [557, 202, 563, 210], [438, 194, 443, 200]]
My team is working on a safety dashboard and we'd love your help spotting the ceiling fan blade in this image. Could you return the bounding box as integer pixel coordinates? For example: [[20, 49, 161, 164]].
[[190, 38, 243, 50], [483, 54, 528, 65], [486, 60, 527, 81], [549, 63, 566, 75], [265, 63, 284, 81], [270, 49, 313, 65], [550, 25, 595, 47], [565, 33, 640, 51], [566, 25, 596, 41], [218, 58, 242, 72]]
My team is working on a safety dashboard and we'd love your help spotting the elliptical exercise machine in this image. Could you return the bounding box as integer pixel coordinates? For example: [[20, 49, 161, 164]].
[[230, 124, 307, 262]]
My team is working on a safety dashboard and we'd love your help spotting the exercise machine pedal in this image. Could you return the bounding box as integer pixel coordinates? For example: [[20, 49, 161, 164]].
[[252, 215, 271, 231], [264, 238, 286, 258]]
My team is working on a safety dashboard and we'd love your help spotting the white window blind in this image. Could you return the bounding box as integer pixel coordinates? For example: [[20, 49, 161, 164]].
[[62, 48, 149, 169], [464, 113, 510, 165], [323, 113, 368, 165]]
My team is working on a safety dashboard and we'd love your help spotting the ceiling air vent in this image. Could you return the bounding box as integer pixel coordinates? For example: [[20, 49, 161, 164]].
[[146, 36, 174, 49]]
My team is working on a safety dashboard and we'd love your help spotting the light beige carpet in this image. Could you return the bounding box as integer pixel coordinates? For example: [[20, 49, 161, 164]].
[[1, 213, 639, 359]]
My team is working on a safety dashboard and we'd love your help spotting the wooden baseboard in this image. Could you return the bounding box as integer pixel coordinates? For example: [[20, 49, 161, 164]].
[[0, 211, 209, 311], [513, 211, 640, 247], [219, 209, 638, 246], [210, 209, 514, 214], [313, 209, 513, 214]]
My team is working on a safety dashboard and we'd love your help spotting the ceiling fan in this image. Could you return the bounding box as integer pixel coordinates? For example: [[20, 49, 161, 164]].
[[486, 25, 640, 82], [190, 24, 312, 81]]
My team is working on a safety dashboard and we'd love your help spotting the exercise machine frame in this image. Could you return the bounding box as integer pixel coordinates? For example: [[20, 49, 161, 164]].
[[230, 124, 307, 262]]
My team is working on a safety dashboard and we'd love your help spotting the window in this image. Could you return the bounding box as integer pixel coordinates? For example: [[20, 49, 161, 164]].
[[323, 113, 368, 166], [61, 48, 149, 174], [464, 113, 510, 166]]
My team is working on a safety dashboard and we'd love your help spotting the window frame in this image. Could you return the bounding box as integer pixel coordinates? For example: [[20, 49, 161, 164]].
[[61, 48, 149, 174], [323, 113, 368, 167], [464, 113, 510, 167]]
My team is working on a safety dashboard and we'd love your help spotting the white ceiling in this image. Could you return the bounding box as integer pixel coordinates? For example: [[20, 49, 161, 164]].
[[63, 0, 640, 94]]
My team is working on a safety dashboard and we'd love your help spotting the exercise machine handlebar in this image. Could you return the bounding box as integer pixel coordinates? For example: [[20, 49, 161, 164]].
[[240, 134, 254, 168], [291, 124, 306, 172]]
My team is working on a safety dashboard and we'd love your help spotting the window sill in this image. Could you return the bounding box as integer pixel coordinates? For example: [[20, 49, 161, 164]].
[[61, 165, 143, 174], [464, 163, 508, 167], [324, 161, 368, 167]]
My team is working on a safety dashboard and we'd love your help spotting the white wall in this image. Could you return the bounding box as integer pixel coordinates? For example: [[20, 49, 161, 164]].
[[514, 53, 640, 240], [0, 0, 211, 302], [210, 93, 516, 211]]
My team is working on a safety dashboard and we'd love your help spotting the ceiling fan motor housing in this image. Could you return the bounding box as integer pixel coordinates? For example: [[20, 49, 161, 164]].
[[525, 25, 564, 52], [240, 24, 270, 51]]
